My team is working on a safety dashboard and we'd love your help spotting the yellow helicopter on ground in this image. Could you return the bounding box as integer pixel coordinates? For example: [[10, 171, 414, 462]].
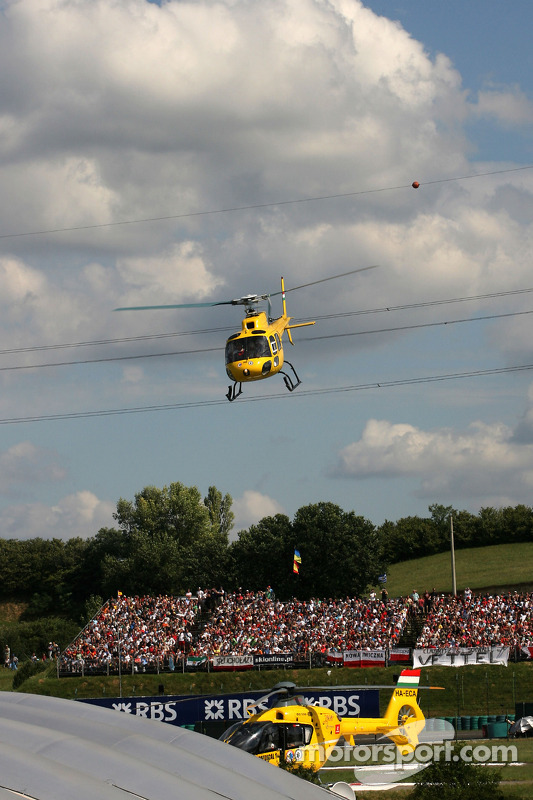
[[115, 266, 376, 401], [221, 669, 431, 771]]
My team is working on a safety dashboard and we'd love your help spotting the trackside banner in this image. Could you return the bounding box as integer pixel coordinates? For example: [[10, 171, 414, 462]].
[[212, 655, 254, 671], [212, 653, 296, 670], [413, 646, 509, 668], [326, 651, 343, 664], [79, 688, 379, 726], [343, 650, 386, 668], [326, 649, 408, 667], [253, 653, 295, 668], [388, 648, 411, 663]]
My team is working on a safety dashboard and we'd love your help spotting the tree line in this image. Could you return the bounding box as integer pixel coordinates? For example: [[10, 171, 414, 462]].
[[1, 484, 533, 622]]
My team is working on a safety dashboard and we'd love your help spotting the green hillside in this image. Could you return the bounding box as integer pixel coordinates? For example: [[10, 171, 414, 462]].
[[374, 541, 533, 598], [6, 661, 533, 720]]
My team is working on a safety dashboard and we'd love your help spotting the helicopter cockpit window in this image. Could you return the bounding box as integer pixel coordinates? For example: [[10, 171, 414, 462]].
[[269, 335, 278, 354], [225, 337, 271, 364], [223, 721, 280, 754], [275, 333, 281, 350], [259, 722, 281, 753], [282, 723, 312, 748]]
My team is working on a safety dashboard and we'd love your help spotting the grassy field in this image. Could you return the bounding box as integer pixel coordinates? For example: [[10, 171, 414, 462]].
[[372, 541, 533, 598], [0, 667, 14, 692], [320, 737, 533, 798], [7, 661, 533, 720]]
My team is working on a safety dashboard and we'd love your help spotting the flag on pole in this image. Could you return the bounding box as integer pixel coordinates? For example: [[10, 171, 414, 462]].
[[293, 549, 302, 574]]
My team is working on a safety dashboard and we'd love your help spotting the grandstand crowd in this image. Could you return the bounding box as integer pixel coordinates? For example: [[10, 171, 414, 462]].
[[58, 586, 533, 672], [195, 589, 408, 656], [417, 589, 533, 649], [61, 594, 200, 671]]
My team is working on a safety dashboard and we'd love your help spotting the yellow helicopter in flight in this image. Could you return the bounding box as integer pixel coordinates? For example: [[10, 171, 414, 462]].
[[115, 266, 376, 401], [221, 669, 433, 772]]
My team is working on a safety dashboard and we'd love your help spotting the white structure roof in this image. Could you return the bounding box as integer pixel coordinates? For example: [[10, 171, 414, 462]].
[[0, 692, 335, 799]]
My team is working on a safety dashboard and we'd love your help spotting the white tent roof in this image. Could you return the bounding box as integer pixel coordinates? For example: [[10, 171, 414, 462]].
[[0, 693, 335, 800]]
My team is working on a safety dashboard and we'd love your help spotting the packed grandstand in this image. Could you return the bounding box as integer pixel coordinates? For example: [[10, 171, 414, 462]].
[[58, 587, 533, 673]]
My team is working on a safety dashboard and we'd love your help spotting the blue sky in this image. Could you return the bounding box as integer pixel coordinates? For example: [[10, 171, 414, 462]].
[[1, 0, 533, 540]]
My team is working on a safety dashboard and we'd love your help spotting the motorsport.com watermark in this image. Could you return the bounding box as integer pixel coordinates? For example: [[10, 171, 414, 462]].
[[320, 719, 519, 785], [347, 740, 518, 766]]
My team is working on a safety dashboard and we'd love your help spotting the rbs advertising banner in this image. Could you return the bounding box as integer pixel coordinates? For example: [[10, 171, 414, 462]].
[[80, 688, 379, 727]]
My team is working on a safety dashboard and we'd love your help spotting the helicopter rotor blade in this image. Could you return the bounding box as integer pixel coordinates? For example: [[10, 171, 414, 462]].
[[114, 265, 377, 312], [114, 300, 235, 311], [294, 684, 395, 692], [245, 688, 290, 714], [296, 683, 444, 691], [270, 264, 379, 298], [114, 294, 272, 312]]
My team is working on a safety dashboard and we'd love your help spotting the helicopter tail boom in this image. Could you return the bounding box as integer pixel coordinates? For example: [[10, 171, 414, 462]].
[[339, 669, 426, 755], [381, 669, 425, 753]]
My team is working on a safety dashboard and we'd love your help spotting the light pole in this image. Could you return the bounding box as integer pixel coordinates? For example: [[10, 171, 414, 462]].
[[118, 629, 122, 699], [450, 513, 457, 596]]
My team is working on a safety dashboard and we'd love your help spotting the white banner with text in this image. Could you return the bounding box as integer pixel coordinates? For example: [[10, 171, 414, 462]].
[[413, 647, 509, 668]]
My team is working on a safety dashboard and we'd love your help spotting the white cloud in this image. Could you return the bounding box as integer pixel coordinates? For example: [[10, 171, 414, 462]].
[[0, 0, 468, 233], [232, 490, 285, 534], [511, 383, 533, 444], [0, 257, 47, 318], [0, 441, 65, 494], [0, 491, 115, 540], [332, 416, 533, 505], [474, 86, 533, 126], [1, 0, 528, 328], [0, 254, 110, 347], [116, 242, 223, 307], [121, 366, 145, 384]]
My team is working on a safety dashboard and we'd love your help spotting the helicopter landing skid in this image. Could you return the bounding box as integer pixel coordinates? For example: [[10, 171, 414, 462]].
[[226, 382, 243, 402], [280, 361, 302, 392]]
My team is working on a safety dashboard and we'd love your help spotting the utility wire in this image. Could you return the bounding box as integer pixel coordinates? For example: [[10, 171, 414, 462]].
[[1, 285, 532, 358], [1, 164, 532, 240], [0, 326, 231, 355], [1, 362, 532, 425], [0, 346, 219, 372], [306, 308, 533, 343], [1, 307, 531, 373], [310, 286, 533, 320]]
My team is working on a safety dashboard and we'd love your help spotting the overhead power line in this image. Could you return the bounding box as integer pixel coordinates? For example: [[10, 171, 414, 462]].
[[0, 325, 231, 355], [1, 164, 532, 240], [1, 362, 532, 425], [307, 307, 533, 343], [310, 286, 533, 321], [1, 285, 532, 359], [1, 306, 531, 373]]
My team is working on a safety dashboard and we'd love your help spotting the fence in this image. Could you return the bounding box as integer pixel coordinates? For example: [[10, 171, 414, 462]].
[[57, 644, 533, 678]]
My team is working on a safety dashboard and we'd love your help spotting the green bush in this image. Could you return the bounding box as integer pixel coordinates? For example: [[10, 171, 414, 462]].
[[0, 616, 79, 663], [412, 758, 503, 800], [278, 754, 322, 783], [12, 659, 48, 690]]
